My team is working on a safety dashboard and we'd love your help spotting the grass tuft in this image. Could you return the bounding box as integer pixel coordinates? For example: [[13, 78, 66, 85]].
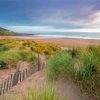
[[47, 51, 75, 80]]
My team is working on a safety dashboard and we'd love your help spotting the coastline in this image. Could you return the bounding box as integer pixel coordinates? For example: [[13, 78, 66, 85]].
[[34, 38, 100, 48], [0, 35, 100, 48]]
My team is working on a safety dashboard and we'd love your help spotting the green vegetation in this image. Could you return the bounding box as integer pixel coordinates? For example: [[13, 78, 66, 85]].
[[77, 46, 100, 99], [1, 38, 100, 99], [4, 85, 66, 100], [0, 44, 10, 51], [47, 46, 100, 99], [22, 40, 60, 55], [23, 85, 58, 100], [0, 27, 14, 35], [47, 51, 74, 79], [0, 39, 59, 69], [0, 50, 21, 69]]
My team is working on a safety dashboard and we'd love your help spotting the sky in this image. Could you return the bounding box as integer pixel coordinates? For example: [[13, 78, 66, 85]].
[[0, 0, 100, 33]]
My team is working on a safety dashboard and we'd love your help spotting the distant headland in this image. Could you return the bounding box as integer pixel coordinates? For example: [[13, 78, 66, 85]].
[[0, 27, 34, 36]]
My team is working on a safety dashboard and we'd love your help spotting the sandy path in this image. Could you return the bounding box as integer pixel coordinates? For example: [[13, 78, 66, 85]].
[[0, 62, 29, 82], [0, 71, 96, 100]]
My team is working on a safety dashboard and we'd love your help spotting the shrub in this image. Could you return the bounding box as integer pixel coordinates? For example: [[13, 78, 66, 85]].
[[30, 42, 60, 55], [47, 51, 74, 79], [77, 50, 98, 80], [77, 49, 100, 98], [0, 50, 21, 68], [67, 47, 82, 58], [0, 44, 10, 51], [0, 61, 7, 69], [18, 48, 37, 63]]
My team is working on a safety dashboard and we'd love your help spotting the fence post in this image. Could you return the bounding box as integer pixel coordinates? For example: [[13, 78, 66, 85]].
[[12, 61, 21, 86], [0, 81, 3, 95], [9, 74, 13, 88], [38, 53, 40, 71]]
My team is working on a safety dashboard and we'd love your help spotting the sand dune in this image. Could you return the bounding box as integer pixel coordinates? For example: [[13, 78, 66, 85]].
[[0, 36, 100, 47]]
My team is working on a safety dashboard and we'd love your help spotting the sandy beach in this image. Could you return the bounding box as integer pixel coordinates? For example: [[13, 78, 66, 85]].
[[34, 38, 100, 48], [0, 36, 100, 48]]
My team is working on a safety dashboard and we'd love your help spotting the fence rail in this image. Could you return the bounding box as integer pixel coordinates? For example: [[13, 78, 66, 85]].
[[0, 54, 40, 95]]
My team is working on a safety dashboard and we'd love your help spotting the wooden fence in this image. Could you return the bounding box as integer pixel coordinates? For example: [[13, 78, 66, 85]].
[[0, 54, 40, 95]]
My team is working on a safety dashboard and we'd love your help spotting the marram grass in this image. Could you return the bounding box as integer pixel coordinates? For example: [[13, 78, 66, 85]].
[[4, 84, 67, 100], [47, 46, 100, 99], [23, 86, 57, 100], [0, 39, 59, 69], [47, 51, 75, 80]]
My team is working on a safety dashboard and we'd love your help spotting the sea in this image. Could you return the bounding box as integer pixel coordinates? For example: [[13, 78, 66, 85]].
[[30, 32, 100, 40]]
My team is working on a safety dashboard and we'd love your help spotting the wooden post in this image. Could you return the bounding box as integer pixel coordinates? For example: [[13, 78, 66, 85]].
[[0, 81, 3, 95], [22, 70, 25, 81], [6, 77, 9, 92], [9, 74, 13, 88], [38, 53, 40, 71], [16, 61, 21, 72], [3, 80, 6, 93], [19, 72, 22, 82], [26, 69, 28, 78], [12, 61, 21, 86], [0, 84, 1, 95]]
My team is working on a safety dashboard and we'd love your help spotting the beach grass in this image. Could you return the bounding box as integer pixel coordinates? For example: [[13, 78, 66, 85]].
[[47, 51, 74, 80], [0, 39, 59, 69], [47, 46, 100, 99], [3, 84, 67, 100]]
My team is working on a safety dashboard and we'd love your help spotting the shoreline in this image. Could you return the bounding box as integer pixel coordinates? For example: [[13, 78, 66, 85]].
[[1, 35, 100, 40], [0, 35, 100, 47]]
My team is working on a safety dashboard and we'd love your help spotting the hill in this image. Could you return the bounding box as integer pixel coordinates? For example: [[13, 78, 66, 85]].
[[0, 27, 15, 35]]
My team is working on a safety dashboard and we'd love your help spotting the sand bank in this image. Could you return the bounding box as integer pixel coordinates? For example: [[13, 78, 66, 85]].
[[0, 36, 100, 47]]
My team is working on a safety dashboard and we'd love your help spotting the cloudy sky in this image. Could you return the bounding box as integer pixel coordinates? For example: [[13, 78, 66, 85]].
[[0, 0, 100, 33]]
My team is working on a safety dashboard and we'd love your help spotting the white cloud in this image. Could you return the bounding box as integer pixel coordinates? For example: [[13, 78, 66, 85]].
[[6, 26, 53, 32], [90, 11, 100, 24], [43, 10, 100, 29], [6, 25, 100, 33]]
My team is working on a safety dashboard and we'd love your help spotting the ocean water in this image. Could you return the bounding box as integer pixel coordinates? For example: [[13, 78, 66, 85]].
[[32, 32, 100, 40]]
